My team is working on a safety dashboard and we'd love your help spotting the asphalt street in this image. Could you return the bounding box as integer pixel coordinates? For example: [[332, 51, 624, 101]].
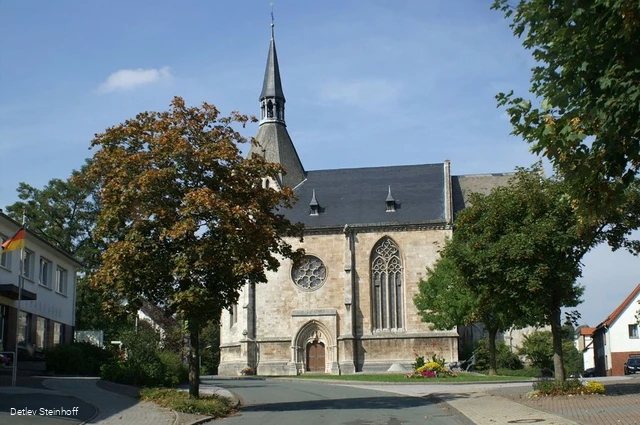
[[204, 377, 474, 425]]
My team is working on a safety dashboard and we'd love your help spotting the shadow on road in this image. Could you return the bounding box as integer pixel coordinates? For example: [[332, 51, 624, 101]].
[[241, 395, 444, 412]]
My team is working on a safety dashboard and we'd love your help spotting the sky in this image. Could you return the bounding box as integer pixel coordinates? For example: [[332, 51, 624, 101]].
[[0, 0, 637, 328]]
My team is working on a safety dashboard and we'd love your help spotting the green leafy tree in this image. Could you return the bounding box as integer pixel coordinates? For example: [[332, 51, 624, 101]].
[[200, 318, 221, 375], [520, 329, 583, 376], [4, 162, 129, 338], [473, 338, 523, 371], [492, 0, 640, 230], [520, 330, 554, 371], [85, 97, 303, 398], [415, 254, 527, 375], [417, 165, 625, 381]]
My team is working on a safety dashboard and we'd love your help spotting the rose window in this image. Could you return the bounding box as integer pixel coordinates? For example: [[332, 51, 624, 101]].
[[291, 255, 327, 291]]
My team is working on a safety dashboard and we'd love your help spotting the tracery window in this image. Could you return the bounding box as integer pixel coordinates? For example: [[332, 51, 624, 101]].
[[291, 255, 327, 291], [371, 238, 403, 330]]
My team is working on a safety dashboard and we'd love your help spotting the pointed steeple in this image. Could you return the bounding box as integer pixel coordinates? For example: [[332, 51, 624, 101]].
[[259, 22, 286, 124], [249, 20, 306, 189]]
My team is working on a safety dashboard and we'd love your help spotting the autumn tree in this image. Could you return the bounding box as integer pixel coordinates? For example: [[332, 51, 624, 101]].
[[85, 97, 302, 398], [492, 0, 640, 230]]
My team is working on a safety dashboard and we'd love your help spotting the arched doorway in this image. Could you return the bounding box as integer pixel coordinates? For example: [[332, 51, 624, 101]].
[[306, 341, 325, 372]]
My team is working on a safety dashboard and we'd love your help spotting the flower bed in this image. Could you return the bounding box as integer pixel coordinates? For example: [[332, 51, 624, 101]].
[[406, 355, 457, 378]]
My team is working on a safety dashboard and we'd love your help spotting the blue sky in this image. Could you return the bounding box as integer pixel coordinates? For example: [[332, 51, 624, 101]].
[[0, 0, 637, 327]]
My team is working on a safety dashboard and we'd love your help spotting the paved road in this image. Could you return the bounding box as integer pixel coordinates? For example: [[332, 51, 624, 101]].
[[203, 377, 473, 425]]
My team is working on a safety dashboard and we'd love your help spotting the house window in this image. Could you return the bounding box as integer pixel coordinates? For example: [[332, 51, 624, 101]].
[[629, 324, 639, 339], [39, 258, 52, 288], [0, 234, 10, 269], [36, 316, 49, 350], [371, 237, 403, 330], [22, 250, 35, 280], [53, 322, 63, 345], [56, 267, 68, 295], [17, 311, 31, 346]]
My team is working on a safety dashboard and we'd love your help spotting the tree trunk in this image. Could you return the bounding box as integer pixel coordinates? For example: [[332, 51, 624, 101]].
[[188, 321, 200, 398], [550, 307, 565, 382], [487, 327, 498, 376]]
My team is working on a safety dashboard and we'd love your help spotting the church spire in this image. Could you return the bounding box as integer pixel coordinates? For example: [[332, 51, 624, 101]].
[[249, 18, 306, 189], [259, 21, 286, 124]]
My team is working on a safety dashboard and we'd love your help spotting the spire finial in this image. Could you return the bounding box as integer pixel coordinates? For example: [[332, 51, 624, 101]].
[[270, 2, 275, 34]]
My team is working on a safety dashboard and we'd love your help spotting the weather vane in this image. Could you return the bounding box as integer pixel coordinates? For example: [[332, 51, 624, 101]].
[[270, 2, 275, 27]]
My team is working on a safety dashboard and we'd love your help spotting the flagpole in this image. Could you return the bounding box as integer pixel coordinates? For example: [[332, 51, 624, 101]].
[[11, 213, 26, 387]]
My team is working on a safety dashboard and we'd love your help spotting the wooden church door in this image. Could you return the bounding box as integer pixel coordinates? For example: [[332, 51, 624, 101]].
[[306, 341, 325, 372]]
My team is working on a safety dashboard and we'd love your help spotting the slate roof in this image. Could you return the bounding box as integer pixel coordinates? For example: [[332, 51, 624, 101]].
[[451, 173, 514, 215], [259, 26, 285, 102], [281, 163, 446, 229], [250, 123, 306, 188]]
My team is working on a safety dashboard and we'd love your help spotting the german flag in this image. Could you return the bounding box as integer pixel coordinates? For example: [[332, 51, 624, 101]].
[[1, 227, 25, 253]]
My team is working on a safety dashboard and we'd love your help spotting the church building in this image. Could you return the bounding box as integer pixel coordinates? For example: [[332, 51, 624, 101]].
[[218, 24, 510, 376]]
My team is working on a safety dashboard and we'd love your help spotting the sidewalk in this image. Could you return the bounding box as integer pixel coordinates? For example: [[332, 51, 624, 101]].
[[42, 377, 176, 425], [0, 376, 235, 425], [333, 376, 640, 425]]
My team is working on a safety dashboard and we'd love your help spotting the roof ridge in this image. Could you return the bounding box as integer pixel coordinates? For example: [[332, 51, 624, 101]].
[[597, 283, 640, 329]]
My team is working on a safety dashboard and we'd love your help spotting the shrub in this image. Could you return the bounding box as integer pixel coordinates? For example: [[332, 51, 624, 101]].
[[532, 378, 605, 396], [584, 381, 605, 394], [101, 330, 187, 388], [101, 360, 135, 385], [158, 351, 188, 387], [46, 342, 115, 376], [474, 338, 524, 371], [412, 355, 425, 370], [240, 366, 254, 376], [140, 388, 234, 417]]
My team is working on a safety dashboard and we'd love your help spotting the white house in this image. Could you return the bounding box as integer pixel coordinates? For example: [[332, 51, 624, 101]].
[[576, 325, 595, 370], [0, 212, 80, 358], [592, 283, 640, 376]]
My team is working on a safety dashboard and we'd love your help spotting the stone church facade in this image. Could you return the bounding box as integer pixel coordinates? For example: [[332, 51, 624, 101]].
[[218, 25, 510, 376]]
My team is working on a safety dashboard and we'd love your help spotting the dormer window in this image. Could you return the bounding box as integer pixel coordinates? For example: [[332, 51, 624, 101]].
[[386, 185, 396, 212], [310, 189, 320, 216]]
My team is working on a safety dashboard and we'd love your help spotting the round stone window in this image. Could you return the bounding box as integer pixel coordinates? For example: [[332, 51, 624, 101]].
[[291, 255, 327, 291]]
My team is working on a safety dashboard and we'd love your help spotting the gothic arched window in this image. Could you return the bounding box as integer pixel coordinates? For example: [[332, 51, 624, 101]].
[[371, 237, 403, 330]]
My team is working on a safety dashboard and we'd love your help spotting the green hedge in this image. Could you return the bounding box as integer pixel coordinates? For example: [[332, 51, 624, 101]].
[[46, 342, 115, 375], [101, 351, 187, 387], [100, 328, 188, 388]]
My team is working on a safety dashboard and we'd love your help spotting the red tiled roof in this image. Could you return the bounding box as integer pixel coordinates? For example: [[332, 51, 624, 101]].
[[580, 327, 596, 336], [596, 283, 640, 330]]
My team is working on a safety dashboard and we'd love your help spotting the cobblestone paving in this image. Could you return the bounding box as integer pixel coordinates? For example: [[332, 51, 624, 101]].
[[491, 380, 640, 425]]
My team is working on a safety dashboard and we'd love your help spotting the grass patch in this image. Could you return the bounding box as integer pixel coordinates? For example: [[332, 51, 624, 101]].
[[286, 373, 530, 383], [140, 388, 235, 417], [477, 367, 542, 378]]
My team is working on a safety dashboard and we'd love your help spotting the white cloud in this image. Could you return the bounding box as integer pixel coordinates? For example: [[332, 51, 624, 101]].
[[97, 67, 172, 93], [319, 78, 402, 109]]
